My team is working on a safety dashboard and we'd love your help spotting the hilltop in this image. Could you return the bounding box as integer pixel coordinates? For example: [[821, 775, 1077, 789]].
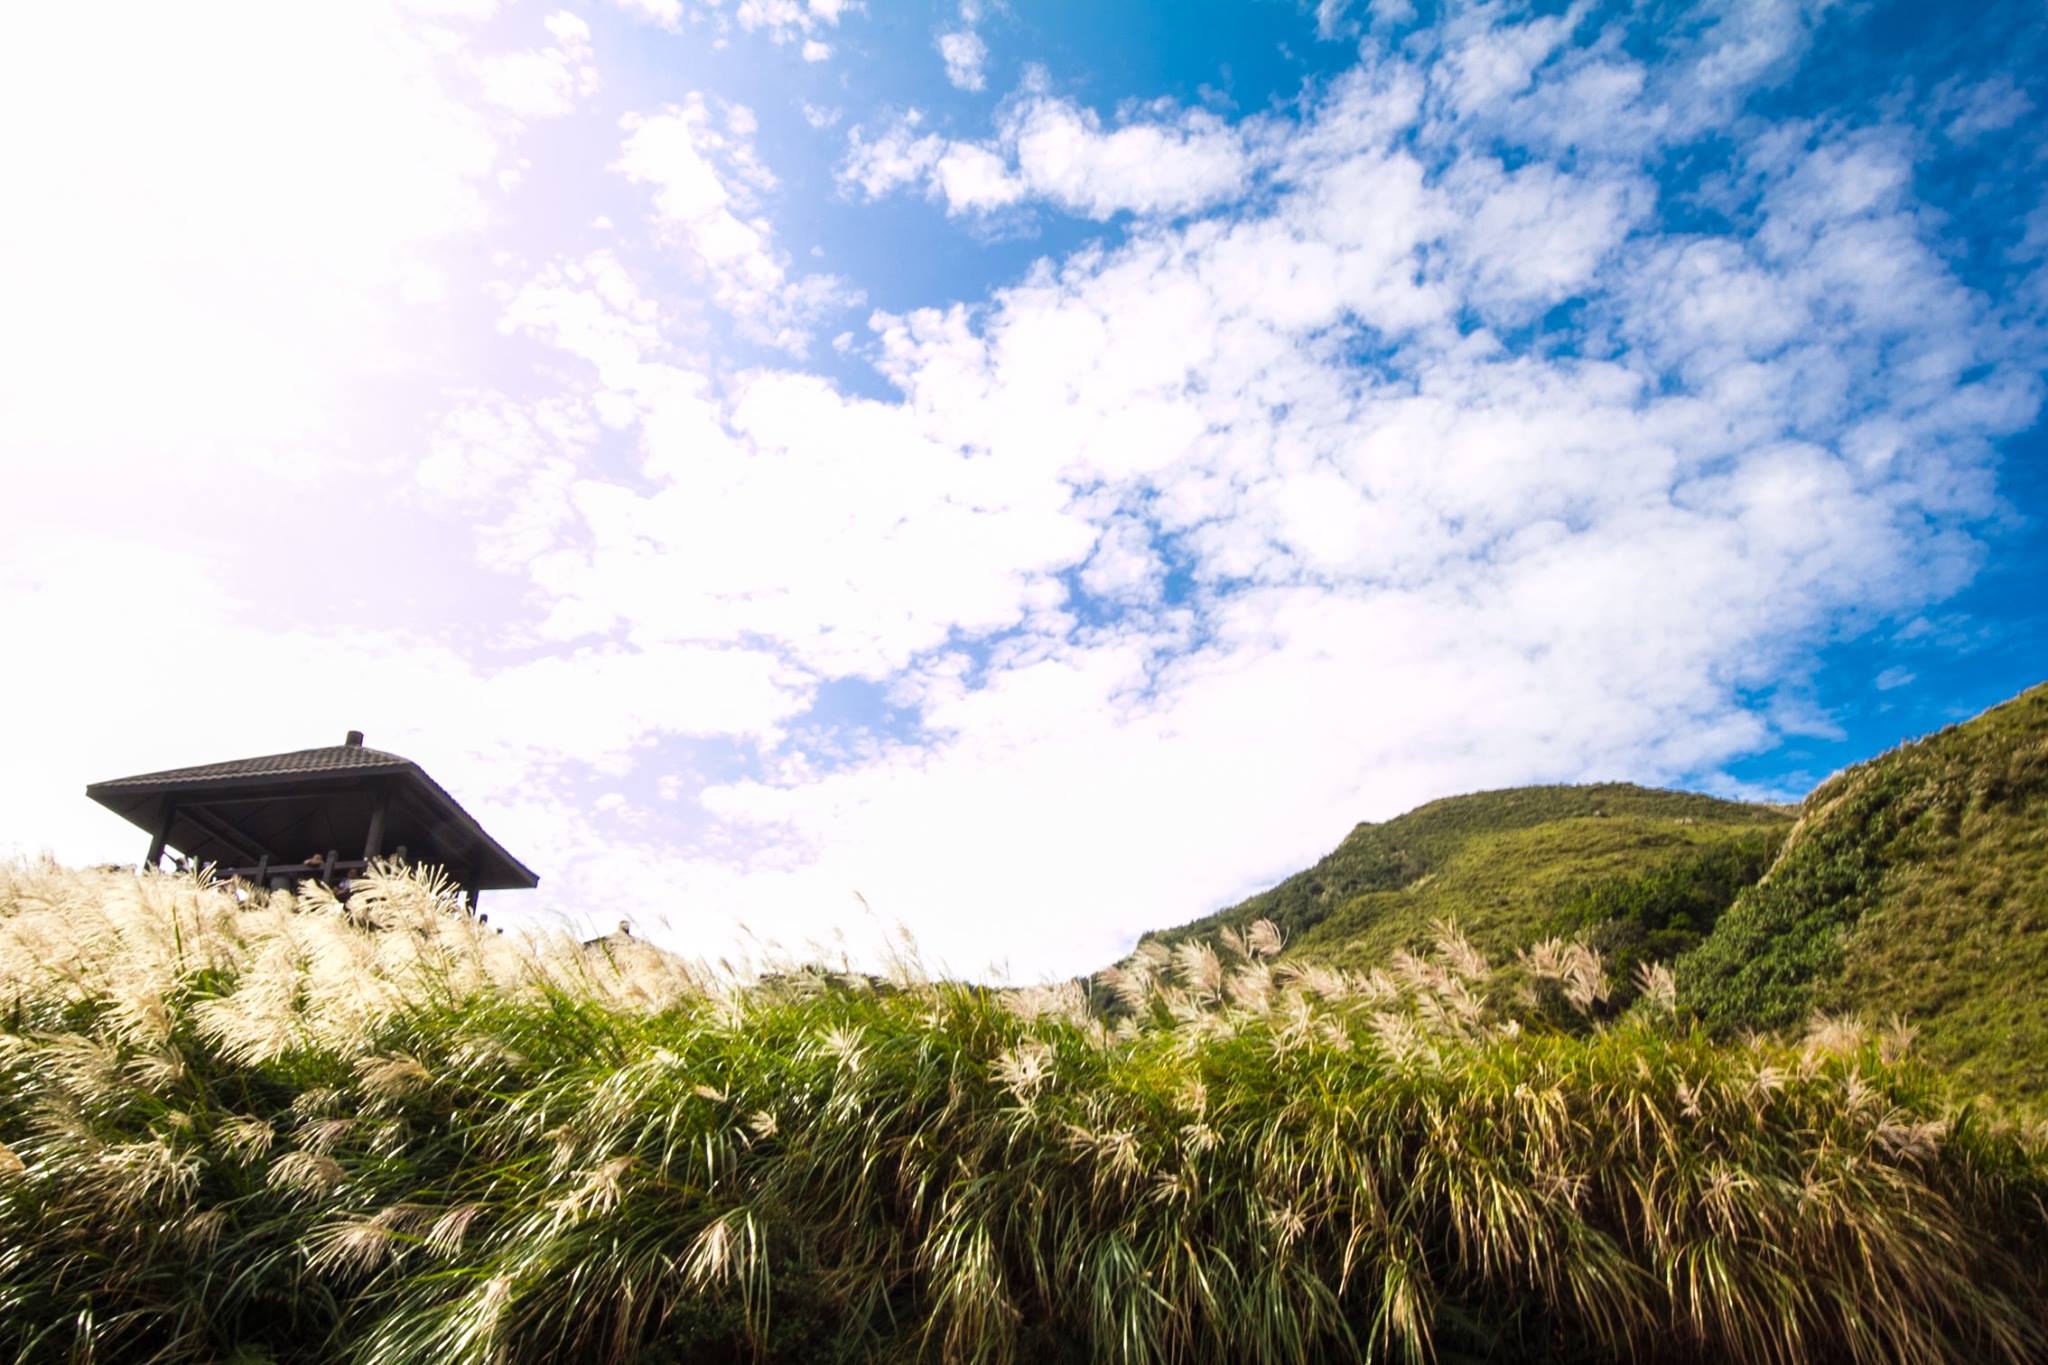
[[1142, 782, 1792, 978]]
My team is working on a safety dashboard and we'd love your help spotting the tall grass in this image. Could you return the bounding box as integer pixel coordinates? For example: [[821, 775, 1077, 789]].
[[1, 862, 2044, 1363]]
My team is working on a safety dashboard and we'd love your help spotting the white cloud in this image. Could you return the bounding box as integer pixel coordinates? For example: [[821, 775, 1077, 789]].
[[472, 11, 599, 121], [736, 0, 855, 45], [1403, 0, 1830, 159], [1439, 4, 1578, 115], [459, 26, 2035, 976], [614, 0, 855, 57], [1007, 96, 1254, 217], [536, 367, 1096, 678], [1668, 0, 1819, 128], [615, 0, 683, 25], [1441, 157, 1648, 310], [931, 142, 1026, 211], [938, 30, 988, 91], [1080, 518, 1166, 602], [1315, 0, 1419, 39], [1935, 74, 2032, 143], [843, 90, 1260, 219], [839, 112, 945, 197], [615, 98, 861, 350]]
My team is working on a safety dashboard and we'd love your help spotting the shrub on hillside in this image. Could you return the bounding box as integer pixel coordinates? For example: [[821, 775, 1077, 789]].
[[1549, 832, 1781, 1003]]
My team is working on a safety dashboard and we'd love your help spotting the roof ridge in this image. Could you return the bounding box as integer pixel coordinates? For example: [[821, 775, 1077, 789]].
[[88, 743, 417, 789]]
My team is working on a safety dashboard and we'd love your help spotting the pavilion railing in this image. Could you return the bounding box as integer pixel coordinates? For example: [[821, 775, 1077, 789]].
[[209, 858, 372, 885], [185, 854, 481, 909]]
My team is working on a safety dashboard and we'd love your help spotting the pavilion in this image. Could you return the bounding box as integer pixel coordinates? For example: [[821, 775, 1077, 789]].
[[86, 731, 538, 908]]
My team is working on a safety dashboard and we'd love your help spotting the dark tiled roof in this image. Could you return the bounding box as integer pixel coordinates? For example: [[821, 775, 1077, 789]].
[[86, 739, 540, 890], [90, 745, 415, 788]]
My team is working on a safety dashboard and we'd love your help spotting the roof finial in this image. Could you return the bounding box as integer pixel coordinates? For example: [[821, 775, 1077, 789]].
[[344, 730, 364, 748]]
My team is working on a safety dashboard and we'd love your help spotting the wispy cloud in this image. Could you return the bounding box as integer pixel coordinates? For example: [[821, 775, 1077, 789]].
[[616, 98, 862, 351], [937, 30, 988, 92], [614, 0, 855, 54], [842, 81, 1263, 220], [472, 11, 600, 122]]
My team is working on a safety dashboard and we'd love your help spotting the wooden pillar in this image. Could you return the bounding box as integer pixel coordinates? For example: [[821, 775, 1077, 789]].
[[321, 849, 338, 884], [464, 886, 481, 914], [143, 799, 176, 871], [363, 792, 388, 862]]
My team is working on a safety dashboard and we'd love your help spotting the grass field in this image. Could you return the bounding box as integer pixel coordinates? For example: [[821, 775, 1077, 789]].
[[3, 861, 2044, 1363]]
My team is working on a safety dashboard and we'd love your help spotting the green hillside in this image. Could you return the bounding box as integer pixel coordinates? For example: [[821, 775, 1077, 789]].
[[1141, 682, 2048, 1107], [1681, 682, 2048, 1103], [1144, 782, 1793, 977]]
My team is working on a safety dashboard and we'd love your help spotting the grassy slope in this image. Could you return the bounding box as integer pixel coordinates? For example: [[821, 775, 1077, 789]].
[[1681, 682, 2048, 1104], [1145, 783, 1792, 971]]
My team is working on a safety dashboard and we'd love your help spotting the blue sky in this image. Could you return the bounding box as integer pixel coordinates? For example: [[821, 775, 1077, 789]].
[[3, 0, 2043, 977]]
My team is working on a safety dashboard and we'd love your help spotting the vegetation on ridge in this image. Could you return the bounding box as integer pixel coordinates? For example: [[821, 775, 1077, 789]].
[[3, 862, 2046, 1363], [1680, 682, 2048, 1104], [1142, 784, 1790, 1000], [1142, 683, 2048, 1107]]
